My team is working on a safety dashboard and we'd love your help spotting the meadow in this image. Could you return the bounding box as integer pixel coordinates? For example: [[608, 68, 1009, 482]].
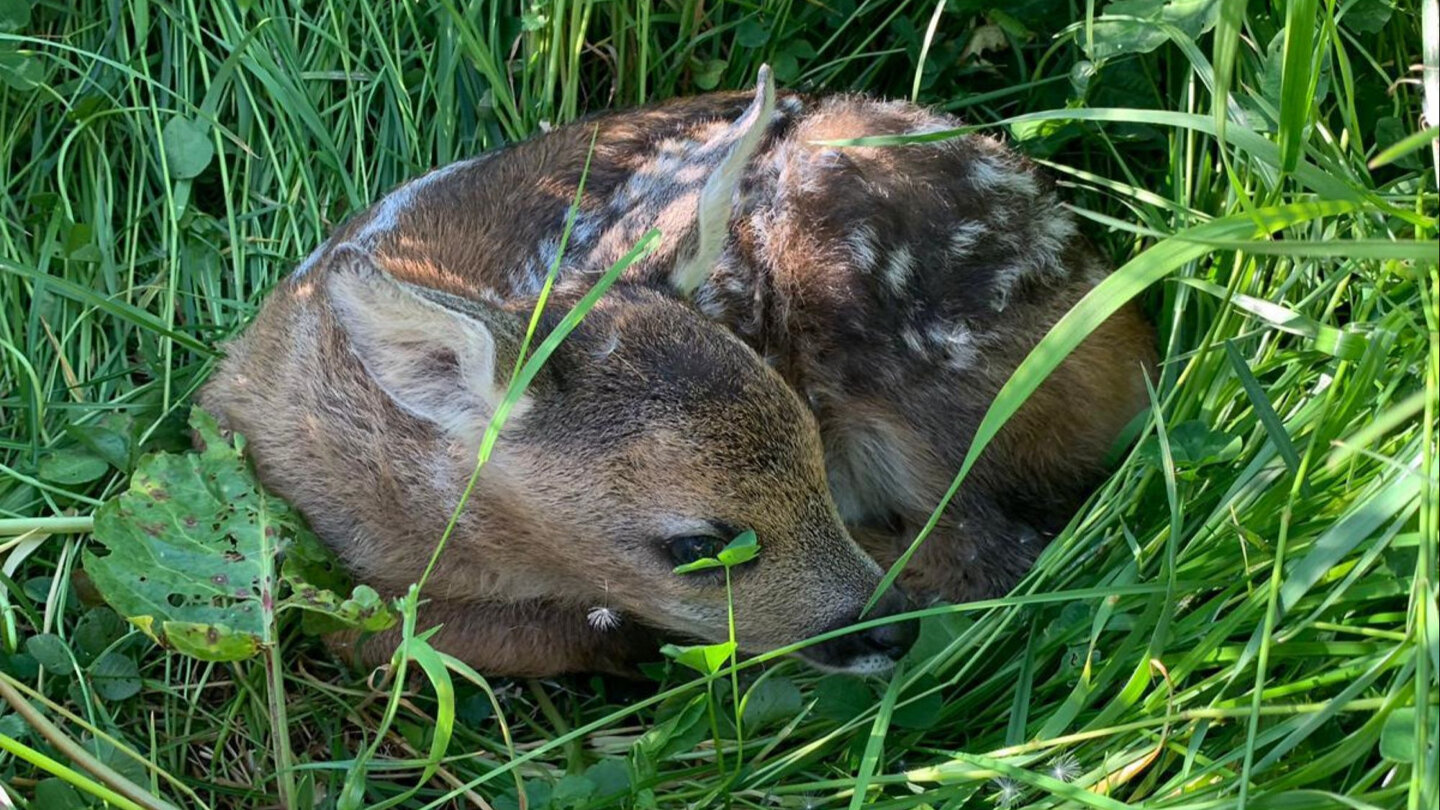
[[0, 0, 1436, 808]]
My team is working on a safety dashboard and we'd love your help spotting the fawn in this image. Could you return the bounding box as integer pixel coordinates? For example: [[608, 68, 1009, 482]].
[[199, 68, 1154, 677]]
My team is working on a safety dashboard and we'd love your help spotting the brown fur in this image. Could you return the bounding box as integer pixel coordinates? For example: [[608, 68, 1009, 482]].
[[200, 79, 1153, 676]]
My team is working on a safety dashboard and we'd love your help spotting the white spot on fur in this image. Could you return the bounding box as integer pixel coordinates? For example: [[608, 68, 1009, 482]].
[[991, 263, 1026, 311], [946, 221, 986, 259], [883, 245, 913, 295], [535, 237, 561, 275], [567, 211, 601, 250], [845, 224, 879, 270], [969, 156, 1038, 197], [901, 325, 926, 356], [989, 208, 1078, 311]]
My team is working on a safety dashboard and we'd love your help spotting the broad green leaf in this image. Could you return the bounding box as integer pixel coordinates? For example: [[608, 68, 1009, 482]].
[[1088, 0, 1220, 61], [283, 581, 395, 635], [551, 773, 596, 809], [0, 44, 42, 91], [736, 19, 769, 48], [86, 407, 389, 662], [72, 607, 127, 666], [0, 0, 29, 32], [717, 529, 760, 566], [692, 58, 727, 91], [634, 693, 708, 765], [903, 611, 970, 663], [494, 779, 552, 810], [890, 675, 944, 729], [162, 620, 262, 661], [674, 530, 761, 573], [661, 641, 736, 675], [87, 651, 141, 701], [33, 780, 87, 810], [584, 758, 631, 801], [86, 408, 281, 658], [672, 556, 724, 574], [1342, 0, 1394, 34], [814, 674, 876, 723], [65, 416, 134, 472], [25, 633, 73, 675], [37, 447, 110, 485], [0, 712, 27, 740], [740, 675, 802, 730], [1371, 119, 1433, 170], [1138, 420, 1242, 468], [161, 116, 214, 180], [1379, 706, 1438, 762]]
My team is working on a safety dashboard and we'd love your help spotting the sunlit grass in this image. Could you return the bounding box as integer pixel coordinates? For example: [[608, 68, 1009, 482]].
[[1, 1, 1435, 808]]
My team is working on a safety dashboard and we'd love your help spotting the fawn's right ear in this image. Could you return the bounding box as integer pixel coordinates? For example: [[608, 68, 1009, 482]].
[[325, 245, 526, 436], [669, 65, 776, 297]]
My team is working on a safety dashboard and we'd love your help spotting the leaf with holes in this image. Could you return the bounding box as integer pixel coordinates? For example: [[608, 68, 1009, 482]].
[[84, 407, 391, 662], [85, 408, 280, 660]]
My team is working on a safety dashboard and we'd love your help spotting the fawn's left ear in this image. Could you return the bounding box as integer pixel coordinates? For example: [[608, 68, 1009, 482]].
[[669, 65, 776, 298], [325, 244, 528, 437]]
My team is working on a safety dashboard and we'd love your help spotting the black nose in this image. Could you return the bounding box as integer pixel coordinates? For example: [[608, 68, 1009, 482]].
[[801, 585, 920, 672], [860, 586, 919, 660]]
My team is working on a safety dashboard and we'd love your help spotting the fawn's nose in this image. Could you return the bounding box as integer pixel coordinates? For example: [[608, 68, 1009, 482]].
[[858, 586, 920, 659], [801, 585, 919, 674]]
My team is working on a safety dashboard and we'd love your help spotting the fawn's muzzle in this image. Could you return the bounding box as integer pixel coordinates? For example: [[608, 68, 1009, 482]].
[[801, 586, 919, 674]]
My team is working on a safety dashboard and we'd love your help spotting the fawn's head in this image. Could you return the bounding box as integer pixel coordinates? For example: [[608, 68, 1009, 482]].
[[316, 68, 915, 674], [323, 252, 913, 673]]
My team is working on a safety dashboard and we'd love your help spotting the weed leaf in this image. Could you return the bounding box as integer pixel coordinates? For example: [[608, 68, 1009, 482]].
[[86, 407, 393, 661], [161, 116, 213, 179]]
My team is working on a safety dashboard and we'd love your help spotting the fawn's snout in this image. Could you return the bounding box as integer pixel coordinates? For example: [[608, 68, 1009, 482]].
[[802, 584, 918, 674]]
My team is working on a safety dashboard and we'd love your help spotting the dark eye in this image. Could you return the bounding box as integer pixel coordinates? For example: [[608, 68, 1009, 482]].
[[666, 535, 726, 567]]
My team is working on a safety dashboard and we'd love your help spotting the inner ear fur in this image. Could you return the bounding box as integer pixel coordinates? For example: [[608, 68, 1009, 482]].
[[324, 245, 527, 435]]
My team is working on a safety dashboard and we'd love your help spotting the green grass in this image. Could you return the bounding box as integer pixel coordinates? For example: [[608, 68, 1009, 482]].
[[0, 0, 1436, 808]]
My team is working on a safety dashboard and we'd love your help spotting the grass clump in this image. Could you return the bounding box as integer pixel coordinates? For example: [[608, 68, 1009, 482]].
[[1, 1, 1436, 808]]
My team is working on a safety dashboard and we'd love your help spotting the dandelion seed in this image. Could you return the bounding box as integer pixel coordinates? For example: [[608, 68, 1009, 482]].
[[1049, 751, 1082, 783], [586, 606, 622, 631], [990, 776, 1023, 808]]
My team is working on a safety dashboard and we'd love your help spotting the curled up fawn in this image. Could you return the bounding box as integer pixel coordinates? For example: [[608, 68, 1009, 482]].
[[199, 68, 1155, 677]]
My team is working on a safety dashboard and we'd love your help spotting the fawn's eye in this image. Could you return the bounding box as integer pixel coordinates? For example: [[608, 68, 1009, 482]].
[[666, 535, 726, 567]]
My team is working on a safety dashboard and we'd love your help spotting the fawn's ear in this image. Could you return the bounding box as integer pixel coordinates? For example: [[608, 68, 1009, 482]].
[[669, 65, 776, 297], [326, 245, 526, 435]]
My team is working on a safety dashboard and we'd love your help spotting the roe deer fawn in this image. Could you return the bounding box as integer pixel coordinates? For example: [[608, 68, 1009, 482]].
[[199, 68, 1153, 677]]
